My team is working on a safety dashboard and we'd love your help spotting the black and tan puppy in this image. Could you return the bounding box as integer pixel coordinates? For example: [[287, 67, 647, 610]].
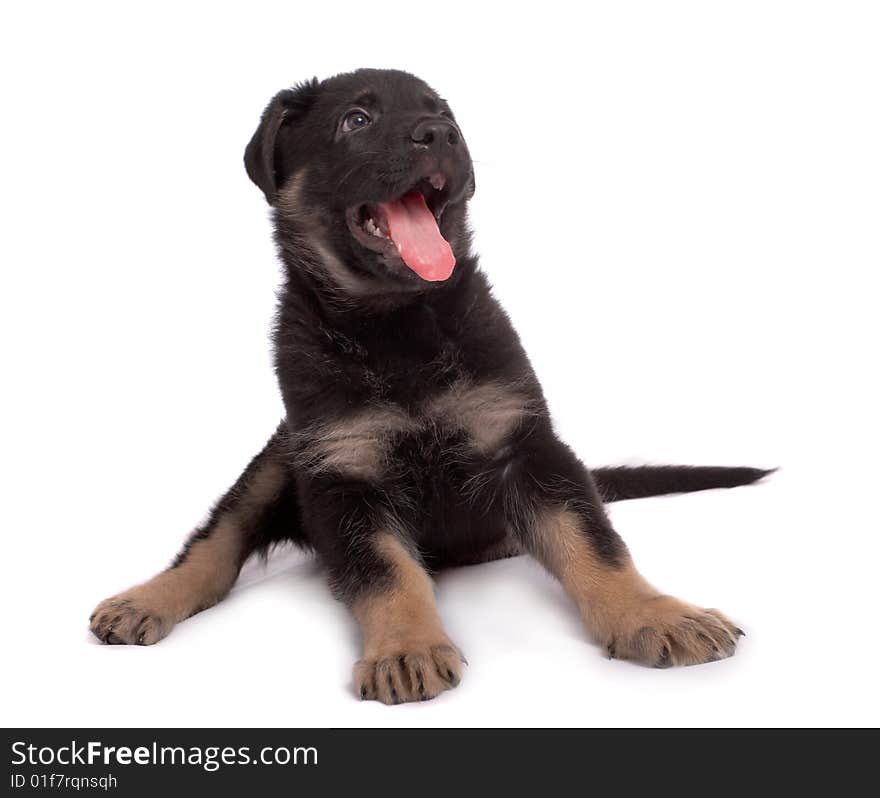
[[90, 68, 769, 703]]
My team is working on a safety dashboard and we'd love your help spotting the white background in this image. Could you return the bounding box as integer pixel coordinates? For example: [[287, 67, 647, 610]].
[[2, 1, 878, 727]]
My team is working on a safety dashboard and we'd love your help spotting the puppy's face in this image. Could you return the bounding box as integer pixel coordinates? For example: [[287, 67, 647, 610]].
[[245, 69, 475, 292]]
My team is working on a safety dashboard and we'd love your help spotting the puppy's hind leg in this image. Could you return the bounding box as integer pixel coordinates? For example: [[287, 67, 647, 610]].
[[508, 435, 744, 667], [90, 424, 301, 645]]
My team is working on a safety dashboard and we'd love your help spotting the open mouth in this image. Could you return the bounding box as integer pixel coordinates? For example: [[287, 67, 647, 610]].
[[346, 173, 456, 282]]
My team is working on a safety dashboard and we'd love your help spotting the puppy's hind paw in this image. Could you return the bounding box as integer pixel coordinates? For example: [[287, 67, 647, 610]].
[[606, 596, 743, 668], [89, 592, 175, 646]]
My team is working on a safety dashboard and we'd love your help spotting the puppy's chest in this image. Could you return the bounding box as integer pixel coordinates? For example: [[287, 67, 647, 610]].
[[294, 380, 536, 481]]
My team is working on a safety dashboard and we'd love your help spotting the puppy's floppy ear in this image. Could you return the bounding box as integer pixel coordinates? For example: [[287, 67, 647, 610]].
[[244, 78, 320, 204]]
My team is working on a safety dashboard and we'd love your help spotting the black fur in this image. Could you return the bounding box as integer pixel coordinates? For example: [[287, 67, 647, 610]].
[[592, 465, 773, 503]]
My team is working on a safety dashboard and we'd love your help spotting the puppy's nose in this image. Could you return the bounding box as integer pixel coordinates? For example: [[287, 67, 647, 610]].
[[410, 118, 460, 149]]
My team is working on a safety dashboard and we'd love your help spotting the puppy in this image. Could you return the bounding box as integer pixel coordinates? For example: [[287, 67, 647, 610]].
[[90, 69, 769, 704]]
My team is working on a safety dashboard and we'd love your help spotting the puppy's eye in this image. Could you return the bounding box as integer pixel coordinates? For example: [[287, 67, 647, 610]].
[[342, 109, 372, 132]]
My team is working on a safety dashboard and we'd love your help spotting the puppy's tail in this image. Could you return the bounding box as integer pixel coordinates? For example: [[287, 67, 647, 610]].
[[592, 465, 775, 503]]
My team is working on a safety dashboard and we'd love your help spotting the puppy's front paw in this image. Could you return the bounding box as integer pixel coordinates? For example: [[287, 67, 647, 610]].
[[89, 590, 176, 646], [607, 595, 743, 668], [354, 644, 466, 704]]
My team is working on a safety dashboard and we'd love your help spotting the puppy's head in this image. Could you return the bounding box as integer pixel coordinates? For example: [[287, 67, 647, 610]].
[[245, 69, 475, 294]]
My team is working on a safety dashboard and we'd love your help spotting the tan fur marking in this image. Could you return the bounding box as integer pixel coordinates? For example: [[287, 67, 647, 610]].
[[275, 169, 308, 219], [299, 382, 533, 481], [428, 380, 535, 454], [301, 407, 416, 480], [276, 171, 378, 296], [89, 459, 286, 645], [534, 507, 742, 667], [535, 507, 655, 640], [352, 533, 464, 703]]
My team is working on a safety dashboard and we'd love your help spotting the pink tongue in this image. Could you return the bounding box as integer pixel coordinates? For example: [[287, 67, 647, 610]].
[[378, 192, 456, 281]]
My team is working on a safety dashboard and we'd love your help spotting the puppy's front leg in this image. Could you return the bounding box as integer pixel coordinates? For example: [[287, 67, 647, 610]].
[[311, 479, 464, 703], [349, 532, 465, 704]]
